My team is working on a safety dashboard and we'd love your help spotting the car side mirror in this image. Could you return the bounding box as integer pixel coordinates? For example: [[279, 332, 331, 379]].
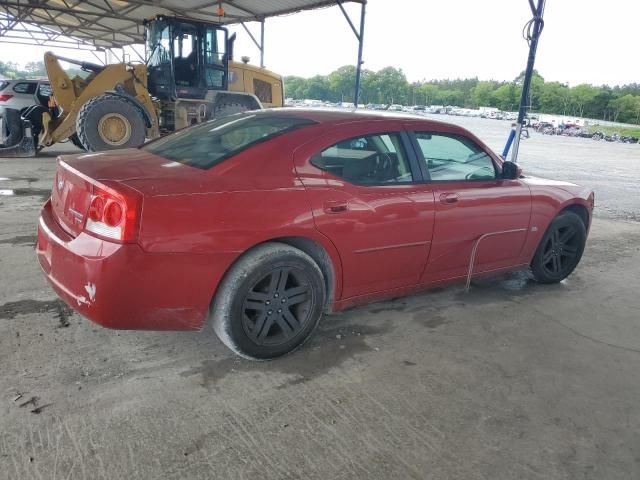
[[502, 161, 522, 180]]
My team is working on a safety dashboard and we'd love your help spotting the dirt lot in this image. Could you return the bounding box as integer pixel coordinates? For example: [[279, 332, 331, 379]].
[[1, 125, 639, 479]]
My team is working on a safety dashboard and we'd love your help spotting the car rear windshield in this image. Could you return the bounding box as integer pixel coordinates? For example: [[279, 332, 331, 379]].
[[142, 113, 316, 169], [0, 81, 8, 91]]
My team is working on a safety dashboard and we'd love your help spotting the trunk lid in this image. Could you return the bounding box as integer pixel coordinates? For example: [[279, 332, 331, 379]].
[[51, 149, 209, 237], [51, 160, 94, 237]]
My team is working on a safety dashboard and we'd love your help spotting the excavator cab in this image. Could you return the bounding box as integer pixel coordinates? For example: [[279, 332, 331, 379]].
[[145, 16, 230, 101]]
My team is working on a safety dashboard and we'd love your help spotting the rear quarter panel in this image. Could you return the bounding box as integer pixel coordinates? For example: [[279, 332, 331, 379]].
[[130, 124, 345, 308]]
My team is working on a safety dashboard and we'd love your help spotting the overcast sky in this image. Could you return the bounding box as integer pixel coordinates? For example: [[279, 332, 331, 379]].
[[1, 0, 637, 86]]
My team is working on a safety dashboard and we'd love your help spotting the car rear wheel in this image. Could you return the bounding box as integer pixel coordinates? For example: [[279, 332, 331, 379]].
[[0, 108, 23, 147], [531, 211, 586, 284], [211, 243, 326, 360]]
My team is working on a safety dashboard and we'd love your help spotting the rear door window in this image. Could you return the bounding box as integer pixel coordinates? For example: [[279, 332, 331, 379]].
[[142, 112, 316, 169], [311, 133, 414, 185], [12, 82, 37, 95]]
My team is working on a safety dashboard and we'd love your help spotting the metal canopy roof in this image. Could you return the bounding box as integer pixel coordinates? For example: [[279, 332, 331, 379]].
[[0, 0, 363, 49]]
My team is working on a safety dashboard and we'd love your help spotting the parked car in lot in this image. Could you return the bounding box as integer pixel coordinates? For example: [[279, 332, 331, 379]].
[[0, 79, 51, 111], [37, 109, 594, 359]]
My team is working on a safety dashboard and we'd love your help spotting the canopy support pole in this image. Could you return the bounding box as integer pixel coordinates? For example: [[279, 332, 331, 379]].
[[510, 0, 546, 163], [336, 0, 366, 107], [260, 19, 265, 67], [240, 20, 265, 68]]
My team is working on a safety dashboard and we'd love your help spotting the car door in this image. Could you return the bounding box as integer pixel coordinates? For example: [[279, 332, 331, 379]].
[[409, 130, 532, 283], [294, 122, 436, 299]]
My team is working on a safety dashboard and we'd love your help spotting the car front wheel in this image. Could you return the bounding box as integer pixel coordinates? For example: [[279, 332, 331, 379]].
[[211, 243, 326, 360], [531, 211, 587, 284]]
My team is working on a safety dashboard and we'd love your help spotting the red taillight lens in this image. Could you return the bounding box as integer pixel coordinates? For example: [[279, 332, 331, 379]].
[[103, 200, 123, 227], [84, 182, 141, 242], [88, 196, 104, 221], [0, 94, 14, 101]]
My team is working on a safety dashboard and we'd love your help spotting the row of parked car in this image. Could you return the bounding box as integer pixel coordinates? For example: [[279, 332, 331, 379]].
[[533, 122, 639, 144], [284, 99, 527, 120]]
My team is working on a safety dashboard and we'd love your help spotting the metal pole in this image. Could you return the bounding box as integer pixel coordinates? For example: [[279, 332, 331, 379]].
[[354, 1, 366, 107], [260, 20, 265, 68], [511, 0, 545, 163]]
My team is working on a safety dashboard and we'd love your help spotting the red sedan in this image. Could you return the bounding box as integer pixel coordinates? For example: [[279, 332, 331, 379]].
[[37, 109, 594, 359]]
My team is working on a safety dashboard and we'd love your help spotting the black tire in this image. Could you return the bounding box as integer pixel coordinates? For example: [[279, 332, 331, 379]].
[[531, 211, 587, 284], [211, 242, 326, 360], [214, 102, 251, 119], [69, 133, 86, 151], [0, 108, 23, 147], [76, 94, 146, 151]]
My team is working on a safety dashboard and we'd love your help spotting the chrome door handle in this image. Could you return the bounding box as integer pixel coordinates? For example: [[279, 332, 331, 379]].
[[323, 200, 348, 214], [439, 193, 459, 204]]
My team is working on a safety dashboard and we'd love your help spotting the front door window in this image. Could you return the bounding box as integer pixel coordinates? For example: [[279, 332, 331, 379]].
[[415, 132, 496, 181]]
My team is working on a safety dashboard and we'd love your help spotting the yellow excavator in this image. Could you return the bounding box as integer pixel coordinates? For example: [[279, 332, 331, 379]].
[[0, 15, 283, 156]]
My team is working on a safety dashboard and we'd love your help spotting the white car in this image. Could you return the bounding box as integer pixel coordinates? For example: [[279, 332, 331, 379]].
[[0, 79, 52, 112]]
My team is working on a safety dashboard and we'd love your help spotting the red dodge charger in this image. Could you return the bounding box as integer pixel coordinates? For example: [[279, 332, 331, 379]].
[[37, 109, 594, 359]]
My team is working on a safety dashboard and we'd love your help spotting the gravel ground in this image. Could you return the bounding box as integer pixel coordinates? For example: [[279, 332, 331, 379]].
[[0, 122, 639, 480]]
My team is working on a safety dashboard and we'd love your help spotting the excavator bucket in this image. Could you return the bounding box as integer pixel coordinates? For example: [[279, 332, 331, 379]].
[[0, 108, 37, 158]]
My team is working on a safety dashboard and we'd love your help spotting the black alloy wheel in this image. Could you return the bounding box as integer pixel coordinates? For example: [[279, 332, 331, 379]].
[[531, 211, 587, 284], [211, 243, 326, 360], [540, 224, 580, 277], [241, 267, 313, 346]]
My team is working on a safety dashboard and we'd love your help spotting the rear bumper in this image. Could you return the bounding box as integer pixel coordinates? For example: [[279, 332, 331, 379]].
[[36, 200, 232, 331]]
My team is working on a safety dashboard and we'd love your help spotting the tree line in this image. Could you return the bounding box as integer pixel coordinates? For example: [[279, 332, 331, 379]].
[[285, 66, 640, 125], [4, 59, 639, 124], [0, 60, 82, 81]]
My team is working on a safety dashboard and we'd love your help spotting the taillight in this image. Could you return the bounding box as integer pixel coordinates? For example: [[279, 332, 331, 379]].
[[84, 181, 142, 242], [0, 94, 14, 102]]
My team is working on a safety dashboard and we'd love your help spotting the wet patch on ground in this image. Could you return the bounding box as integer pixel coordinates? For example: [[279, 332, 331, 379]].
[[0, 234, 37, 247], [180, 321, 391, 390], [453, 269, 547, 305], [10, 187, 52, 201], [0, 299, 73, 326], [0, 176, 39, 183], [413, 314, 449, 329]]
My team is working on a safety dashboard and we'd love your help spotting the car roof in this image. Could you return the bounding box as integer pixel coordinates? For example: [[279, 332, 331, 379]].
[[258, 107, 456, 129]]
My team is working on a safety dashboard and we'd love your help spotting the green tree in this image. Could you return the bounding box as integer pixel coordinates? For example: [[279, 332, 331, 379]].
[[328, 65, 356, 102], [282, 65, 640, 125], [492, 84, 519, 111], [609, 94, 639, 123], [538, 82, 571, 114], [374, 67, 408, 104], [303, 75, 330, 101], [0, 61, 20, 79], [283, 75, 307, 99], [471, 81, 497, 107], [570, 84, 600, 117], [23, 61, 45, 78]]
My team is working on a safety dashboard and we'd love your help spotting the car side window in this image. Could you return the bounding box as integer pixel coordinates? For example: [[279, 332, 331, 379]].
[[415, 132, 496, 181], [38, 83, 52, 97], [13, 82, 37, 95], [311, 133, 413, 185]]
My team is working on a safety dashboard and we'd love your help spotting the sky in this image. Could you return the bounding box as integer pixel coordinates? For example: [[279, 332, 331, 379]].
[[1, 0, 638, 86]]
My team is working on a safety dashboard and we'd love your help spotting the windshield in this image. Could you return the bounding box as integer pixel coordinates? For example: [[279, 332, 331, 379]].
[[142, 113, 316, 169]]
